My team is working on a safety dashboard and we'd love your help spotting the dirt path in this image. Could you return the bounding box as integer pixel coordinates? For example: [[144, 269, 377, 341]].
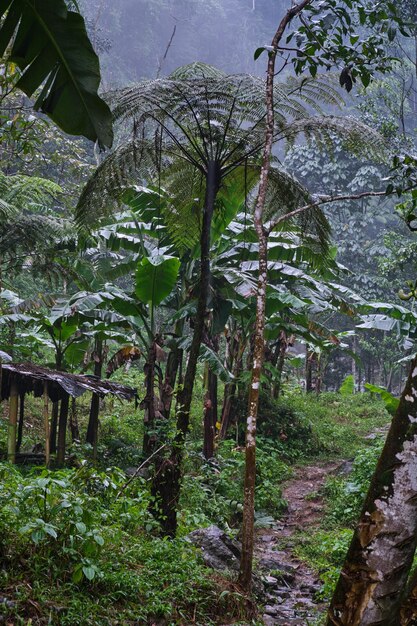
[[256, 461, 341, 625]]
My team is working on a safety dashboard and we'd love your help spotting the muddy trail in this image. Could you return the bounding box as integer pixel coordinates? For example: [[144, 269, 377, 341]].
[[256, 461, 341, 625]]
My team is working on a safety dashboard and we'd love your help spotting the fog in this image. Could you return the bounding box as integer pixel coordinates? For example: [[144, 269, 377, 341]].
[[80, 0, 289, 86]]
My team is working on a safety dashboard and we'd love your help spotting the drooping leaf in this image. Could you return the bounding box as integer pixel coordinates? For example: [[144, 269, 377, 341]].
[[364, 383, 399, 416], [0, 0, 113, 146]]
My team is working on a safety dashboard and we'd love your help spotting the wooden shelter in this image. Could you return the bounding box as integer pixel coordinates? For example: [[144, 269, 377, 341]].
[[0, 363, 138, 466]]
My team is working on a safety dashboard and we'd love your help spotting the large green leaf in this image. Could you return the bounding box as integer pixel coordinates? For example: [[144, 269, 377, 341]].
[[364, 383, 399, 416], [135, 256, 180, 306], [0, 0, 113, 147]]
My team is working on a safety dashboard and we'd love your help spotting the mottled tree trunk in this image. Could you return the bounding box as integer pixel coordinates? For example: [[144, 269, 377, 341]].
[[327, 357, 417, 626], [152, 160, 221, 537], [238, 0, 312, 592], [238, 230, 268, 591]]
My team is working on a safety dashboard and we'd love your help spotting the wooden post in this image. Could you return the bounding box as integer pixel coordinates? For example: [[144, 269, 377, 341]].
[[57, 393, 69, 467], [43, 382, 50, 467], [8, 380, 18, 463]]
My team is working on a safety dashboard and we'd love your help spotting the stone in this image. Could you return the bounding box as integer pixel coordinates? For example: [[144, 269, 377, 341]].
[[187, 525, 241, 572], [263, 575, 278, 587], [334, 459, 354, 476], [264, 605, 279, 616]]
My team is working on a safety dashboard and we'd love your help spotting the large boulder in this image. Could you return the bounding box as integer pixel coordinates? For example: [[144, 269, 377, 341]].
[[187, 525, 241, 572]]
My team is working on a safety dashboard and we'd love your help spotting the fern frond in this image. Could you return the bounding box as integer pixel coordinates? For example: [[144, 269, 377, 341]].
[[280, 115, 388, 163]]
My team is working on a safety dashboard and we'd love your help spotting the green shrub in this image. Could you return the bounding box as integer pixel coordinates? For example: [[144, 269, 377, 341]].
[[324, 441, 383, 527]]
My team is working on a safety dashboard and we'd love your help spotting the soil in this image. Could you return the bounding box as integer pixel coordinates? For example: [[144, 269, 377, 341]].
[[255, 461, 341, 625]]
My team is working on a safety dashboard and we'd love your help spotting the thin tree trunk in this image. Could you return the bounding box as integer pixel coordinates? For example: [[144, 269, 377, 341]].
[[238, 229, 268, 591], [327, 357, 417, 626], [7, 380, 18, 463], [203, 364, 218, 460], [57, 393, 69, 467], [238, 0, 312, 593], [220, 335, 244, 439], [160, 320, 183, 420], [306, 348, 314, 392], [152, 159, 220, 537], [43, 382, 50, 467], [16, 391, 24, 452]]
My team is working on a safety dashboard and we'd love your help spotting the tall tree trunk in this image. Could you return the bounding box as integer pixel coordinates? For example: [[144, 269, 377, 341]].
[[152, 159, 220, 537], [238, 0, 312, 593], [238, 228, 268, 592], [203, 363, 218, 460], [327, 357, 417, 626], [306, 347, 315, 392], [272, 330, 289, 399], [220, 337, 244, 440], [142, 340, 157, 456], [160, 320, 183, 420]]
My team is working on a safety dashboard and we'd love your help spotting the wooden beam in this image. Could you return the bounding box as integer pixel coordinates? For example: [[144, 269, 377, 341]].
[[7, 380, 18, 463], [43, 382, 50, 467]]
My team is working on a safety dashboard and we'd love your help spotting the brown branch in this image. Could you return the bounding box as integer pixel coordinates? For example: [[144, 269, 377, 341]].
[[116, 443, 167, 498], [267, 188, 404, 234]]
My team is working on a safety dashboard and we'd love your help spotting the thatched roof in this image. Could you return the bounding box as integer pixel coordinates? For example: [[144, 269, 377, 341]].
[[0, 363, 137, 403]]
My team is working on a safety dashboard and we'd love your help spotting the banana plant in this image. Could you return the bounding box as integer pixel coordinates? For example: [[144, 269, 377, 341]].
[[0, 0, 113, 146]]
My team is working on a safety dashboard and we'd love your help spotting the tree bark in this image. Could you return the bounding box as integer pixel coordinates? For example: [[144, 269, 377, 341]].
[[220, 331, 244, 440], [152, 159, 221, 537], [203, 363, 218, 460], [238, 0, 313, 593], [142, 340, 157, 456], [327, 357, 417, 626]]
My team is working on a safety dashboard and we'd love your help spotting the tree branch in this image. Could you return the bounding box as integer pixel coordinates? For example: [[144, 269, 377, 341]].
[[267, 188, 402, 234]]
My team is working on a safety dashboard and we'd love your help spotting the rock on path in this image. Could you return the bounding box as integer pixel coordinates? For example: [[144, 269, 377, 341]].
[[256, 461, 340, 625]]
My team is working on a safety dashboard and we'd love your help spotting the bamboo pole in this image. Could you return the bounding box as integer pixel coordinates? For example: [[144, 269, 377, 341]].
[[43, 382, 50, 467], [7, 380, 18, 463]]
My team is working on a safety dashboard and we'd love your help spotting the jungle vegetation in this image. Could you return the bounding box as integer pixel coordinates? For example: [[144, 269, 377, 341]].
[[2, 1, 417, 625]]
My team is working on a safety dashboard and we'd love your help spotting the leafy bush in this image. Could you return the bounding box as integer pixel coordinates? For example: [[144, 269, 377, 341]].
[[0, 462, 225, 625], [232, 391, 319, 461], [179, 438, 291, 533], [294, 528, 353, 600], [324, 441, 383, 527]]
